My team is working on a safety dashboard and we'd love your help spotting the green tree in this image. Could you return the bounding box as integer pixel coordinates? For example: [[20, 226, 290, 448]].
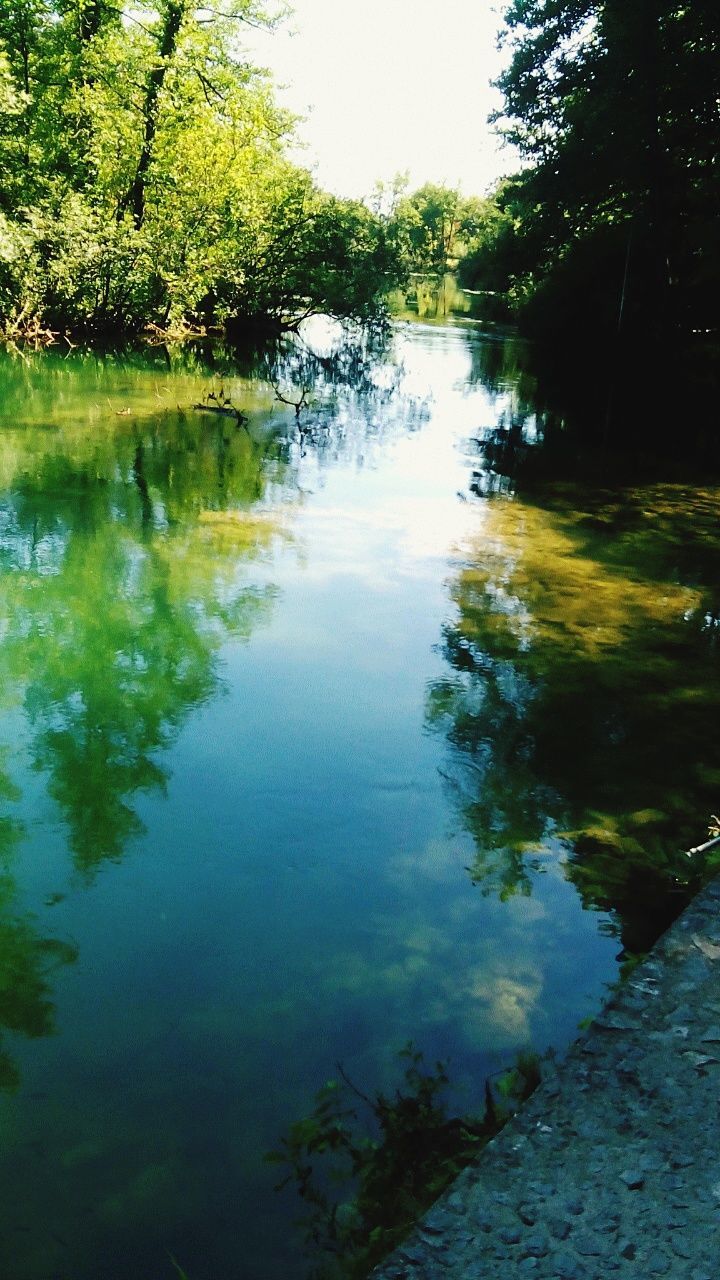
[[489, 0, 720, 344], [387, 183, 490, 278], [0, 0, 401, 337]]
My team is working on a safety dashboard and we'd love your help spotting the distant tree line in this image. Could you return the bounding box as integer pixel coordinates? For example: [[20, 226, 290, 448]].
[[372, 178, 500, 282]]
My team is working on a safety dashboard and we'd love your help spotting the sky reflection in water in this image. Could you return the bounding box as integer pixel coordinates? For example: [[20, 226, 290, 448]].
[[0, 324, 716, 1278]]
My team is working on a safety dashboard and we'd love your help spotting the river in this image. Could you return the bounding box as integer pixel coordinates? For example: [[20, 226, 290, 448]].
[[0, 320, 717, 1279]]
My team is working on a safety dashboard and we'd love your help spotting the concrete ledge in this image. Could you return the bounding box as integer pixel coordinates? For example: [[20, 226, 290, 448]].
[[373, 877, 720, 1279]]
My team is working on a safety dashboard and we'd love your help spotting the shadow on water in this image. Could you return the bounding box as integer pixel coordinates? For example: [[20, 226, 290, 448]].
[[463, 326, 720, 483]]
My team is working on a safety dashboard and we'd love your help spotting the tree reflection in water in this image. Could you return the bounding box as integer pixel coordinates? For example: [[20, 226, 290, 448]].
[[0, 327, 428, 1108], [427, 485, 720, 953], [0, 405, 291, 1091], [0, 412, 289, 878], [0, 763, 77, 1090]]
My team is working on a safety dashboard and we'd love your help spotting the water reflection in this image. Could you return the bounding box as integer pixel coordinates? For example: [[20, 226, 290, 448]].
[[0, 324, 435, 1155], [0, 871, 78, 1091], [0, 343, 428, 853], [427, 486, 720, 951], [0, 326, 716, 1279], [462, 320, 720, 476], [0, 412, 289, 877], [0, 406, 294, 1132], [0, 754, 77, 1091]]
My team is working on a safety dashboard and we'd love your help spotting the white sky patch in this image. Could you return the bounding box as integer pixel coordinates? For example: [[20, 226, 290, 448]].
[[245, 0, 516, 200]]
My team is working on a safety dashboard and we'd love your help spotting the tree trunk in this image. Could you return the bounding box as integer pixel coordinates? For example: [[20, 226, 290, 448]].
[[117, 0, 187, 230]]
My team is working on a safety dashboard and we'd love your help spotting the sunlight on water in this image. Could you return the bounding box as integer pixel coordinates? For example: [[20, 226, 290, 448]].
[[0, 326, 717, 1278]]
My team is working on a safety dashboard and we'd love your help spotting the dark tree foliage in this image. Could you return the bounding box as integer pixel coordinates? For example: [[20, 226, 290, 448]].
[[468, 1, 719, 369]]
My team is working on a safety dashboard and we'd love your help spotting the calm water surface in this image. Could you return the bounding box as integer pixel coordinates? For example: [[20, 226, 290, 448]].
[[0, 323, 718, 1279]]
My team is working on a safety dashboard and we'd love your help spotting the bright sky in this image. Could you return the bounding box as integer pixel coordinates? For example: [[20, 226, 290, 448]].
[[246, 0, 515, 201]]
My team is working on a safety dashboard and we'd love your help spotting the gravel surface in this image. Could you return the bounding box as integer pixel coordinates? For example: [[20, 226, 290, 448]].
[[372, 877, 720, 1279]]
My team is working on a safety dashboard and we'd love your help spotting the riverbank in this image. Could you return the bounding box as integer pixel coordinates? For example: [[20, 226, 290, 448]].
[[373, 875, 720, 1278]]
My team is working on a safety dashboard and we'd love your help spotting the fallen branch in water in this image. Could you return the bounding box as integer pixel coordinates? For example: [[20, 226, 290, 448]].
[[193, 388, 247, 425], [193, 402, 247, 423], [686, 834, 720, 857]]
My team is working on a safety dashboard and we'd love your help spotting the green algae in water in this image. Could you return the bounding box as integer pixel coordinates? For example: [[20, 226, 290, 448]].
[[427, 485, 720, 949]]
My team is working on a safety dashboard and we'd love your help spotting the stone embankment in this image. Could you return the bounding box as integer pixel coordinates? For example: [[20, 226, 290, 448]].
[[373, 877, 720, 1279]]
